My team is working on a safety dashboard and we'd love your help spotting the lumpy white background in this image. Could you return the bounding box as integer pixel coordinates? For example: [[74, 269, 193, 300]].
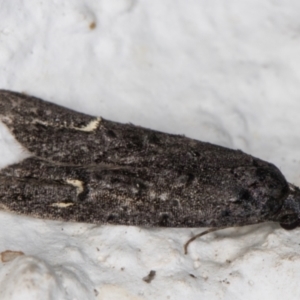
[[1, 1, 300, 299]]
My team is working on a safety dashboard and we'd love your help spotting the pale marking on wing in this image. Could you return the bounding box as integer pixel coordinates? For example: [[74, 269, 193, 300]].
[[32, 117, 101, 132], [51, 202, 74, 208], [73, 117, 101, 132], [66, 179, 84, 195]]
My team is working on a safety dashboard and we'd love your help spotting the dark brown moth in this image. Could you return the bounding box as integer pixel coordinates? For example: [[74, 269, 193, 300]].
[[0, 90, 299, 248]]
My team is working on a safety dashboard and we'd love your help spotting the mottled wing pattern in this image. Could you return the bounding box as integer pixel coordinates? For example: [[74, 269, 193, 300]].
[[0, 90, 290, 227]]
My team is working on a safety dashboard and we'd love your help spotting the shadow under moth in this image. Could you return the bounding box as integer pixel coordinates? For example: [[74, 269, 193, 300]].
[[0, 90, 299, 253]]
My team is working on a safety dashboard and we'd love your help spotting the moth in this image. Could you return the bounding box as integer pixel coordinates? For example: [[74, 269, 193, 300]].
[[0, 90, 299, 253]]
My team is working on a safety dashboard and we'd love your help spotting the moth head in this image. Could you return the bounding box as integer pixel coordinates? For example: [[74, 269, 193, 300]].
[[276, 183, 300, 230]]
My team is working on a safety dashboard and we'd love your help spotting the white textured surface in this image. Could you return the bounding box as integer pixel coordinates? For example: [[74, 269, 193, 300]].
[[1, 1, 300, 299]]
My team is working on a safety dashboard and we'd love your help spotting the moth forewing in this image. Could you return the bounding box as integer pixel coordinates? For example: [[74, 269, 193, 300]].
[[0, 90, 299, 253]]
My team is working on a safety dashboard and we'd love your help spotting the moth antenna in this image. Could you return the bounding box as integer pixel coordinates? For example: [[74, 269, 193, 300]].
[[184, 227, 227, 255]]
